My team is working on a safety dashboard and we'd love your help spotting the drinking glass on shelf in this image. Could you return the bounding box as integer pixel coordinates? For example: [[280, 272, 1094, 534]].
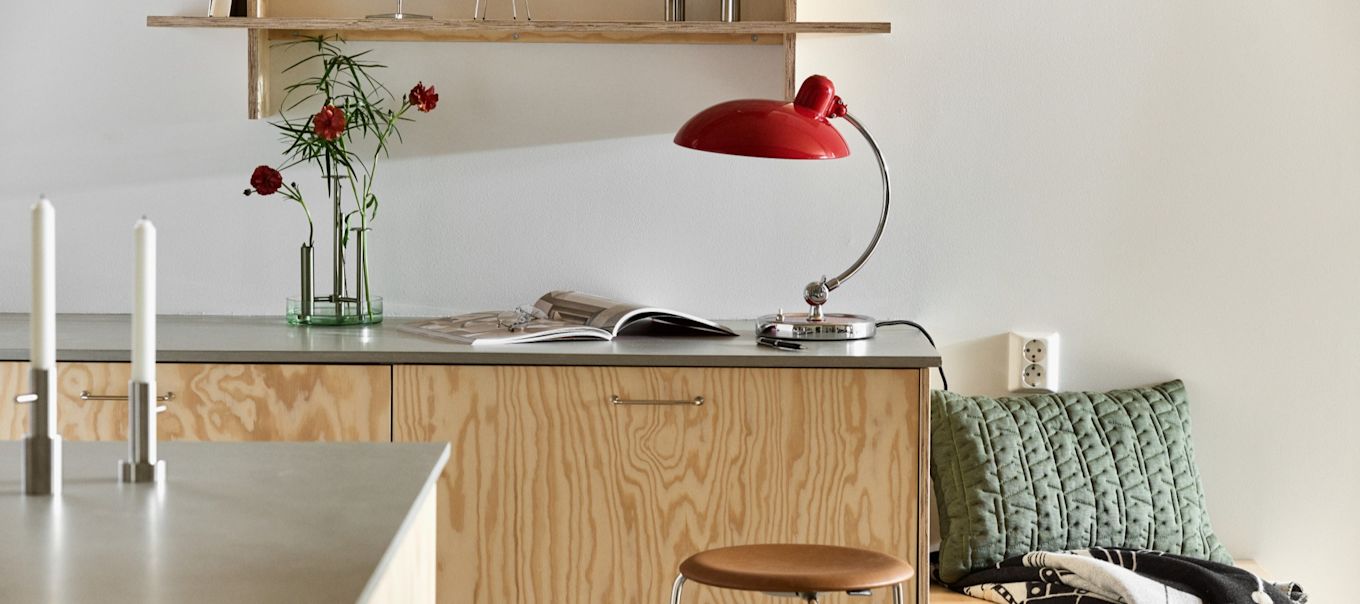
[[475, 0, 533, 20]]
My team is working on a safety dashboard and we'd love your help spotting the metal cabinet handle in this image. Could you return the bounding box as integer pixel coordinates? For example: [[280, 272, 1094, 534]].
[[610, 395, 704, 406], [78, 391, 172, 416], [80, 391, 175, 399]]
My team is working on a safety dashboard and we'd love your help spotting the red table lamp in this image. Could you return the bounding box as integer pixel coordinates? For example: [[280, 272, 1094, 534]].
[[675, 75, 890, 341]]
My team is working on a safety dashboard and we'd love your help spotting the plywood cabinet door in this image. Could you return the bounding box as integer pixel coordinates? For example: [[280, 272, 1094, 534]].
[[394, 365, 925, 604], [0, 362, 390, 442]]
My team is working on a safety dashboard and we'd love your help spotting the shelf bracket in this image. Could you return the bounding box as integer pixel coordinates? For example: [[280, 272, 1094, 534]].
[[783, 0, 796, 100], [247, 0, 270, 119]]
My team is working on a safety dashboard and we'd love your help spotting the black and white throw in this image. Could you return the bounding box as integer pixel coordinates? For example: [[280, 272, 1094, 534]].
[[945, 548, 1307, 604]]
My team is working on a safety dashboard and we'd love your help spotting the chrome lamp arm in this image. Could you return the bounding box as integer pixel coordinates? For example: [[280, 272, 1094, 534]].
[[802, 112, 890, 321]]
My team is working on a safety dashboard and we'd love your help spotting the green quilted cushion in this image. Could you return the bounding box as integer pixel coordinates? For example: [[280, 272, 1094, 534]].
[[931, 380, 1232, 584]]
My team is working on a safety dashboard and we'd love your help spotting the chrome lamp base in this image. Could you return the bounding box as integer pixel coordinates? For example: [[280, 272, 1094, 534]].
[[757, 312, 877, 341]]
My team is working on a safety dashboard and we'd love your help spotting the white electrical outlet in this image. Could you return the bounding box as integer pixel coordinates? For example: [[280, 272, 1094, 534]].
[[1008, 332, 1060, 393]]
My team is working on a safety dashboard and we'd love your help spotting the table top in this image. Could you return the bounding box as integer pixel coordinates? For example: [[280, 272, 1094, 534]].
[[0, 314, 941, 368], [0, 441, 449, 603]]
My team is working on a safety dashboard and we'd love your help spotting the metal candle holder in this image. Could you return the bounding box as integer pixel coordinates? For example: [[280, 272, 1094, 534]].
[[121, 381, 167, 483], [13, 368, 61, 495]]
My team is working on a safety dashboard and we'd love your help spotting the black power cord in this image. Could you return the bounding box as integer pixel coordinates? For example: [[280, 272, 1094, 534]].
[[876, 320, 948, 391]]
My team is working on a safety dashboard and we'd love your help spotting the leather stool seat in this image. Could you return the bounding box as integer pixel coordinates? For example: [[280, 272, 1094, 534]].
[[678, 544, 915, 593]]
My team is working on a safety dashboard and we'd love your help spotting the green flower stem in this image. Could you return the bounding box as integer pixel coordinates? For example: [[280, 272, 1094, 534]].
[[280, 182, 314, 248], [336, 110, 395, 321]]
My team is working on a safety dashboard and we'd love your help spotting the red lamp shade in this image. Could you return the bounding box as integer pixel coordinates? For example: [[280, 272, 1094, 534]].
[[674, 75, 851, 160]]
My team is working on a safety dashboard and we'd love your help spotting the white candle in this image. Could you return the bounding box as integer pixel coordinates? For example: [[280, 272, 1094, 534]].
[[132, 218, 156, 384], [30, 198, 55, 371]]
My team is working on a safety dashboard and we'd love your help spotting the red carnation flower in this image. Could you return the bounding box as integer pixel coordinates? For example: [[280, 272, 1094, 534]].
[[312, 105, 347, 141], [249, 165, 283, 196], [408, 82, 439, 113]]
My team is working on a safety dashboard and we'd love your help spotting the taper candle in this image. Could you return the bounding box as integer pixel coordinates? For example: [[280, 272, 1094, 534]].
[[31, 198, 55, 371], [131, 218, 156, 383]]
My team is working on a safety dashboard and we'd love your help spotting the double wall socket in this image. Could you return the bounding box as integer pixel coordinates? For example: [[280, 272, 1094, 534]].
[[1008, 332, 1060, 393]]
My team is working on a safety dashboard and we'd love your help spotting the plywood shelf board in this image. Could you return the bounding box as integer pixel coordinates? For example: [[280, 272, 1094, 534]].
[[148, 2, 888, 117], [146, 16, 890, 36]]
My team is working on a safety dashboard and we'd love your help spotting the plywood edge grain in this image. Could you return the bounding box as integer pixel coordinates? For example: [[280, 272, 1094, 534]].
[[361, 456, 446, 604], [917, 375, 932, 604], [247, 0, 269, 119], [147, 16, 891, 36]]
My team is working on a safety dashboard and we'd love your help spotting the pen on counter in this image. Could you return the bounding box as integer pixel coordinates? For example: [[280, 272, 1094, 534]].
[[757, 337, 804, 351]]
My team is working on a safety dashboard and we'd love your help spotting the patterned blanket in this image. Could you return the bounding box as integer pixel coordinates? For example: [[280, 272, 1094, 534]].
[[945, 548, 1307, 604]]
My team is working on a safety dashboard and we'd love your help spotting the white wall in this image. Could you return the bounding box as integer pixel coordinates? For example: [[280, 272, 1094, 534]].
[[3, 1, 1357, 599]]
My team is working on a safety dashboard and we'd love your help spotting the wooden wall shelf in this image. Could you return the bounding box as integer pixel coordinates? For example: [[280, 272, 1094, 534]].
[[148, 3, 890, 119], [147, 17, 889, 45]]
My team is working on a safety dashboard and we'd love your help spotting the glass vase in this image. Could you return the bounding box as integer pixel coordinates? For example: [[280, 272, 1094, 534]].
[[286, 158, 383, 326]]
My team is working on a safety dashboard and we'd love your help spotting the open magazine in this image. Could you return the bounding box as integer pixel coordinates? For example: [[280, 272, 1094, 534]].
[[400, 291, 737, 345]]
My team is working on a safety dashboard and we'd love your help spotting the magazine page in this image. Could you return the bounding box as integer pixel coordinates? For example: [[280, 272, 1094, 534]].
[[532, 291, 646, 329], [533, 291, 737, 337], [400, 312, 612, 345]]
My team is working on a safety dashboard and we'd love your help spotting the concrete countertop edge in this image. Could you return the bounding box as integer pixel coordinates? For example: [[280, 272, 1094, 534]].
[[0, 350, 942, 368], [0, 314, 943, 369]]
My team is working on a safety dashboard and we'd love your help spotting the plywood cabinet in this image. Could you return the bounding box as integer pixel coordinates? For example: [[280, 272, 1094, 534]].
[[0, 362, 390, 442], [393, 364, 927, 603], [0, 316, 939, 602]]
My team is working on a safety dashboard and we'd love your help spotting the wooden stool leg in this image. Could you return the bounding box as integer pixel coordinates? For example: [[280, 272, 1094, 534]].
[[669, 574, 687, 604]]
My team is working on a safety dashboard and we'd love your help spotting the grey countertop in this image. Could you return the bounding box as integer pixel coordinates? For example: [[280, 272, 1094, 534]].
[[0, 441, 449, 603], [0, 314, 941, 368]]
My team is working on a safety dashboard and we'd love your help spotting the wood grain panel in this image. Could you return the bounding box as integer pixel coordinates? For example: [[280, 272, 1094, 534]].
[[267, 0, 787, 24], [0, 362, 390, 442], [783, 0, 795, 99], [0, 363, 23, 438], [394, 365, 923, 603], [148, 16, 890, 36], [917, 364, 932, 604]]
